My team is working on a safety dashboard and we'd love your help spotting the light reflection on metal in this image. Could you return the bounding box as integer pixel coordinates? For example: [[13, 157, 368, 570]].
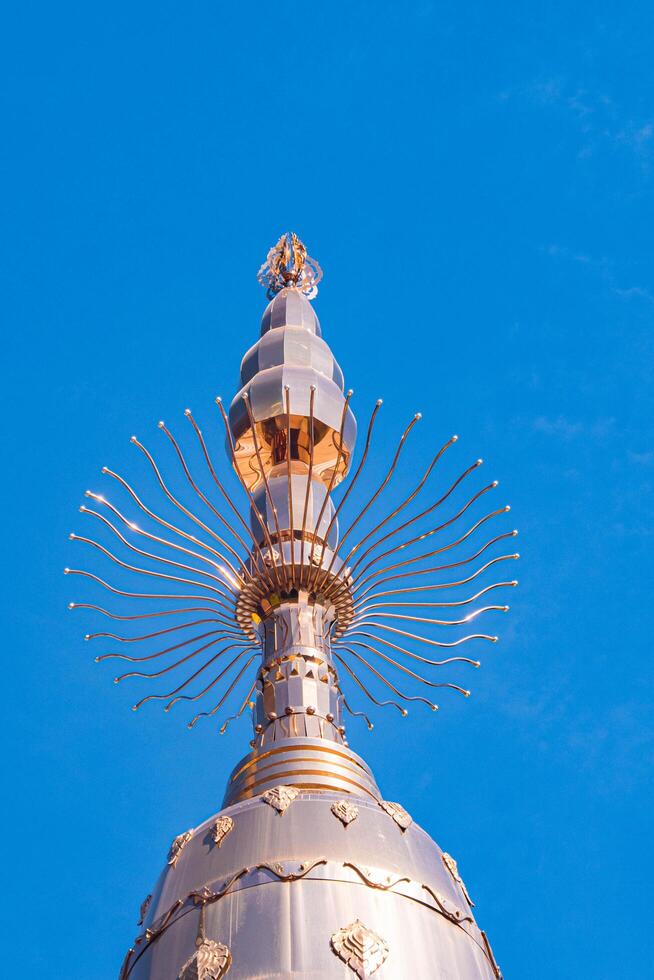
[[69, 234, 515, 980], [330, 919, 389, 978]]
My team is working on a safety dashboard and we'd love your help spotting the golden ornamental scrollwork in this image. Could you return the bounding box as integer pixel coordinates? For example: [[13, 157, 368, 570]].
[[168, 829, 194, 868], [118, 858, 494, 979], [257, 231, 323, 299], [442, 851, 475, 907], [379, 799, 412, 831], [344, 862, 410, 891], [211, 815, 234, 849], [331, 799, 359, 827], [262, 784, 299, 814], [330, 919, 389, 978], [256, 858, 327, 881]]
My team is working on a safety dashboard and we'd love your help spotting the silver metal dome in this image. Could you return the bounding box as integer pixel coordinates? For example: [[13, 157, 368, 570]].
[[123, 791, 500, 979]]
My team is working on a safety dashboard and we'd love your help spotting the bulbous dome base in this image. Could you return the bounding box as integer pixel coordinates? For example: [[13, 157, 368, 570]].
[[123, 789, 500, 979]]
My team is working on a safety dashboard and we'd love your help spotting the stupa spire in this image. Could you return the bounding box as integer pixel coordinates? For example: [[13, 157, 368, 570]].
[[68, 234, 515, 979]]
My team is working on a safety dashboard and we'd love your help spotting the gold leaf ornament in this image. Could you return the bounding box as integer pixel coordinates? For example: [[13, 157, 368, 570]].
[[330, 919, 389, 978], [331, 799, 359, 827], [262, 785, 299, 814]]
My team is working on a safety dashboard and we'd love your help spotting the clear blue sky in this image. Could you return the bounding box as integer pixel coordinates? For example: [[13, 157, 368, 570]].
[[2, 3, 652, 977]]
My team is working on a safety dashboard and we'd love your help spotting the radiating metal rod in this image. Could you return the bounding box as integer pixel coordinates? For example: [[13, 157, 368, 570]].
[[299, 386, 317, 576], [345, 480, 499, 591], [186, 652, 260, 724], [284, 386, 296, 588], [357, 558, 519, 604], [351, 508, 512, 596], [241, 392, 291, 591], [216, 396, 282, 593], [352, 582, 517, 616], [157, 422, 251, 587], [71, 603, 223, 621], [336, 644, 439, 708], [337, 636, 473, 688], [114, 630, 245, 684], [82, 493, 242, 588], [327, 434, 457, 593], [336, 684, 374, 730], [219, 678, 257, 735], [64, 567, 238, 614], [333, 652, 407, 716], [110, 629, 245, 670], [338, 629, 483, 668], [86, 617, 232, 643], [353, 533, 519, 603], [99, 468, 246, 580], [130, 435, 248, 583], [344, 620, 498, 648], [184, 409, 264, 563], [306, 390, 354, 591], [78, 507, 240, 596], [69, 534, 236, 605], [132, 640, 254, 708], [350, 605, 509, 629], [315, 411, 420, 593], [168, 648, 258, 710]]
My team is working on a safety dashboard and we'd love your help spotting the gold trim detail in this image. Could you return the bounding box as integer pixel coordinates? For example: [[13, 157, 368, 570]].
[[119, 858, 491, 979], [230, 740, 372, 781], [379, 799, 412, 831], [330, 919, 389, 978], [261, 784, 299, 814], [178, 939, 231, 980], [211, 816, 234, 849], [331, 799, 359, 827], [137, 894, 151, 926], [442, 851, 475, 907], [168, 829, 193, 868], [344, 862, 410, 891]]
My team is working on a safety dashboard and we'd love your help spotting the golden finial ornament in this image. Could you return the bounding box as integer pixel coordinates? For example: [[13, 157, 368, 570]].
[[257, 231, 323, 299]]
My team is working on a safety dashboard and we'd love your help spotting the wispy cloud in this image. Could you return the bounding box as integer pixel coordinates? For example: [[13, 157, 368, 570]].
[[532, 415, 615, 441], [500, 77, 654, 165], [544, 243, 654, 306]]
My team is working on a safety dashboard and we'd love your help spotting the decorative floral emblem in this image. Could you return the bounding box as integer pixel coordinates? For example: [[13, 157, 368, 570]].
[[168, 829, 193, 868], [330, 919, 389, 978], [179, 902, 232, 980], [442, 851, 475, 907], [178, 938, 232, 980], [262, 785, 299, 814], [331, 799, 359, 827], [211, 815, 234, 848], [137, 893, 152, 925], [257, 231, 323, 299], [379, 800, 412, 831]]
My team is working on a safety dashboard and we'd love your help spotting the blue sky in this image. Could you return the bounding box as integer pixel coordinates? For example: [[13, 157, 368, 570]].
[[2, 3, 653, 977]]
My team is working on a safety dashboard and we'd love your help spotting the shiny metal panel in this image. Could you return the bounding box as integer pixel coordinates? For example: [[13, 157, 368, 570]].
[[124, 792, 499, 979]]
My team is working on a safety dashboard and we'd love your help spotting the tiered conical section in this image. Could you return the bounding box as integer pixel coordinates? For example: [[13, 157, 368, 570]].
[[117, 235, 503, 979]]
